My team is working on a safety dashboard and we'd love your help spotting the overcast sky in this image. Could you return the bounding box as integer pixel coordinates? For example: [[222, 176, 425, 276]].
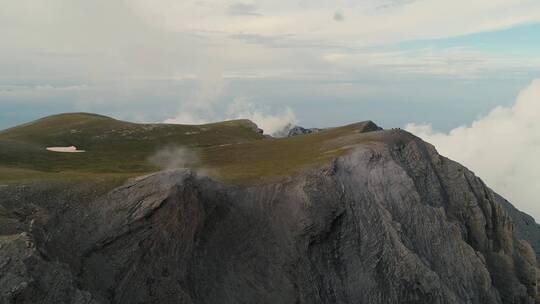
[[1, 1, 540, 218]]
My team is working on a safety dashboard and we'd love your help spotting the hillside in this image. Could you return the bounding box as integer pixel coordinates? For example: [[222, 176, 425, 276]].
[[1, 114, 540, 304]]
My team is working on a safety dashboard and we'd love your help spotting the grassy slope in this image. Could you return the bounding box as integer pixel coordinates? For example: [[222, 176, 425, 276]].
[[0, 113, 263, 174], [0, 113, 384, 184]]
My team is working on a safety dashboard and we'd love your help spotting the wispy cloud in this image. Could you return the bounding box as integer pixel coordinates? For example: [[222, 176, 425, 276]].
[[226, 97, 296, 135], [164, 95, 297, 136], [128, 0, 540, 46], [0, 84, 90, 93], [228, 3, 262, 16], [323, 47, 540, 78]]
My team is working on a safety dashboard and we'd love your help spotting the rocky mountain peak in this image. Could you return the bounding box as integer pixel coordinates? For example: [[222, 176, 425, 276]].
[[0, 117, 539, 304]]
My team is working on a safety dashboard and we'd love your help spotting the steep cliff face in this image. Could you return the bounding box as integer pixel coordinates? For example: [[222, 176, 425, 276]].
[[496, 194, 540, 263], [1, 129, 539, 304]]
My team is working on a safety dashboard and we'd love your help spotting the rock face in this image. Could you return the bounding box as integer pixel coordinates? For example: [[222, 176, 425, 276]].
[[287, 125, 324, 137], [1, 129, 539, 303], [496, 194, 540, 263], [287, 121, 382, 137]]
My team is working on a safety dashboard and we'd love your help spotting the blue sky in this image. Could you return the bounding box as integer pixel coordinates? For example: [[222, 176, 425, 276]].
[[400, 23, 540, 56]]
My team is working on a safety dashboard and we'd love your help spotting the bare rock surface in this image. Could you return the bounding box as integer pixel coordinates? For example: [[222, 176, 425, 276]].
[[287, 125, 324, 137], [0, 129, 539, 304]]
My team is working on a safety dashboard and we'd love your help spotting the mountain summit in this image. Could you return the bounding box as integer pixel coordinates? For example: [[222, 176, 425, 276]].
[[0, 113, 539, 303]]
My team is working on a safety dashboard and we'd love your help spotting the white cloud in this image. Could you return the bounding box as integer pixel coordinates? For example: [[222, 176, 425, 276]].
[[127, 0, 540, 46], [227, 97, 296, 136], [322, 48, 540, 78], [163, 61, 227, 125], [1, 0, 539, 88], [0, 84, 90, 94], [165, 96, 297, 136], [163, 63, 297, 135], [406, 79, 540, 221]]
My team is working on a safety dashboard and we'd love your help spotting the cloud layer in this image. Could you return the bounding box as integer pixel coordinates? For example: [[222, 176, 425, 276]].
[[406, 79, 540, 221], [129, 0, 540, 46], [1, 1, 539, 131]]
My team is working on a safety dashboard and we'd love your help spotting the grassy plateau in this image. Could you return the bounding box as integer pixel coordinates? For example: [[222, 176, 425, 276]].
[[0, 113, 384, 184]]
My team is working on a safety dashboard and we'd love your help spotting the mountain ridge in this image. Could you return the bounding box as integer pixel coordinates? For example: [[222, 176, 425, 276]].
[[0, 113, 384, 184], [0, 113, 539, 303]]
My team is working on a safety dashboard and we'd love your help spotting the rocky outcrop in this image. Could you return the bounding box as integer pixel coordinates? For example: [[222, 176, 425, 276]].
[[287, 121, 381, 137], [497, 194, 540, 263], [0, 129, 539, 304], [0, 233, 97, 304], [287, 126, 323, 137]]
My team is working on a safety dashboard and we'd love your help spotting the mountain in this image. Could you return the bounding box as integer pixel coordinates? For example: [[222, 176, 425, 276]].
[[0, 113, 539, 304]]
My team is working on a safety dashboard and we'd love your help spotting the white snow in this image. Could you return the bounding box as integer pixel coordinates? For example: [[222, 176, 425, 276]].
[[46, 146, 86, 153]]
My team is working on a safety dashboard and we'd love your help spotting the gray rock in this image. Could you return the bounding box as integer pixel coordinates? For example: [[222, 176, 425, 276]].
[[0, 233, 98, 304], [287, 121, 382, 137], [496, 194, 540, 263], [287, 126, 323, 137], [0, 129, 538, 303]]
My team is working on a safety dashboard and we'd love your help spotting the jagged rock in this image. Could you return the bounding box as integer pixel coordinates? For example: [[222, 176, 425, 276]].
[[496, 194, 540, 263], [0, 233, 98, 304], [0, 129, 539, 304], [287, 121, 382, 137], [287, 126, 323, 137], [360, 120, 384, 132]]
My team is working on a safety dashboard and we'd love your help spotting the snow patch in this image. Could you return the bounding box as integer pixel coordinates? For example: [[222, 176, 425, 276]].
[[46, 146, 86, 153]]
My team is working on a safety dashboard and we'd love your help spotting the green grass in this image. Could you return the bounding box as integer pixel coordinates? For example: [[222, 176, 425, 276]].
[[0, 113, 263, 173], [201, 122, 380, 183], [0, 166, 139, 184], [0, 113, 385, 184]]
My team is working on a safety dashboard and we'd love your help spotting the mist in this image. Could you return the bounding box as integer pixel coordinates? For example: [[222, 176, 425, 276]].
[[148, 146, 199, 170], [406, 79, 540, 221]]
